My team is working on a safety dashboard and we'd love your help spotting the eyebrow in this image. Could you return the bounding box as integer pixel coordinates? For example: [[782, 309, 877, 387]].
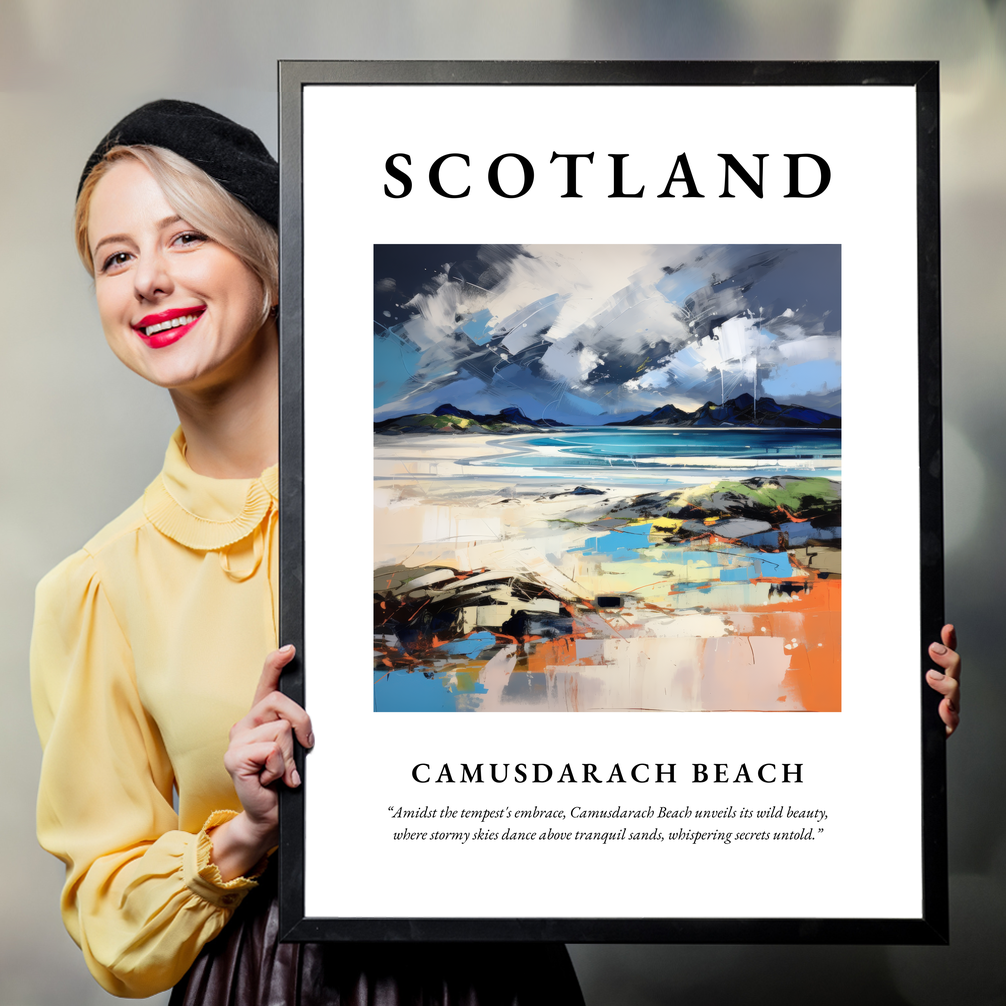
[[91, 215, 185, 258]]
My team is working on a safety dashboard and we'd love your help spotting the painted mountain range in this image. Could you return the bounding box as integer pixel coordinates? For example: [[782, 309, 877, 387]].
[[375, 394, 839, 434], [375, 403, 567, 435], [607, 393, 840, 429]]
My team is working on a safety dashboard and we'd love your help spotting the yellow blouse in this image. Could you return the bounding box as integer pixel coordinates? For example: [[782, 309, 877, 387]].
[[31, 429, 279, 998]]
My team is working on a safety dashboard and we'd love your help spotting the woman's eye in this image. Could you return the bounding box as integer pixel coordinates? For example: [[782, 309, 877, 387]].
[[101, 251, 131, 273], [173, 231, 208, 248]]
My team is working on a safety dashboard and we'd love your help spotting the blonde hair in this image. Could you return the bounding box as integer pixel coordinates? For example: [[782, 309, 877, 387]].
[[75, 145, 278, 322]]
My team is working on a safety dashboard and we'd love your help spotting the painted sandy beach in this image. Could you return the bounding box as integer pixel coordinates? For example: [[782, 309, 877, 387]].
[[375, 429, 841, 712], [373, 243, 842, 712]]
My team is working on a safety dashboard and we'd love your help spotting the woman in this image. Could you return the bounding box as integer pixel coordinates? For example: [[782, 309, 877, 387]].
[[33, 99, 962, 1003], [31, 100, 586, 1003]]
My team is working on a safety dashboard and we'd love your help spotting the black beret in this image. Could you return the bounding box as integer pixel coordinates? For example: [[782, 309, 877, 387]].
[[78, 99, 278, 228]]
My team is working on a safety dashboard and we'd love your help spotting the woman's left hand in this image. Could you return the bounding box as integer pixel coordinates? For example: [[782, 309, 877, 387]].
[[926, 624, 961, 737]]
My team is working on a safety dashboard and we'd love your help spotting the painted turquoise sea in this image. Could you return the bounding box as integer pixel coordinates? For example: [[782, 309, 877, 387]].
[[460, 427, 841, 482]]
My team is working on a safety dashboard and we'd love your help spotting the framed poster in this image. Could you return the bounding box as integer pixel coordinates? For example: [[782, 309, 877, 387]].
[[277, 61, 946, 943]]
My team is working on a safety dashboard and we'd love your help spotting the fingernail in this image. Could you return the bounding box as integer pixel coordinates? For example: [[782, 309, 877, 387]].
[[292, 768, 301, 787], [307, 732, 315, 748], [931, 643, 947, 655], [928, 670, 944, 680], [280, 644, 295, 654]]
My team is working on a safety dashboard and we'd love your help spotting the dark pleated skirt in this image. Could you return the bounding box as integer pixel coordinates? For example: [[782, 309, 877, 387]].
[[169, 869, 584, 1006]]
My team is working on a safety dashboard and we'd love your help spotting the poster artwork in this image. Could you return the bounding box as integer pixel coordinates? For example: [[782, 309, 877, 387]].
[[373, 243, 841, 713]]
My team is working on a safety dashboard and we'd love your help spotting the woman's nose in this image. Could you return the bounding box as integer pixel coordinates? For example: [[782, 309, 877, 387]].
[[133, 249, 173, 302]]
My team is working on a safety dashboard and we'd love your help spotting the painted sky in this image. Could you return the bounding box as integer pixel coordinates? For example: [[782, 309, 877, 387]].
[[374, 244, 841, 425]]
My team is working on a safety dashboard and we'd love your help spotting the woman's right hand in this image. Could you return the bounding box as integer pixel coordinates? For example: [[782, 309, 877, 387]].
[[209, 645, 314, 881]]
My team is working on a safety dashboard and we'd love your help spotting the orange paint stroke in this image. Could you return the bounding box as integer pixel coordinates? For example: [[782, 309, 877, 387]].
[[730, 577, 841, 711], [775, 506, 810, 522], [527, 635, 578, 674], [406, 599, 431, 622]]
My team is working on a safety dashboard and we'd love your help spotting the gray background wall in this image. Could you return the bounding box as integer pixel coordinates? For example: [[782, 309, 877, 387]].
[[1, 2, 1002, 1003]]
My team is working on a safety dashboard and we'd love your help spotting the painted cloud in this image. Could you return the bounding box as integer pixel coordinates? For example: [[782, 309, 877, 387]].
[[374, 243, 841, 425]]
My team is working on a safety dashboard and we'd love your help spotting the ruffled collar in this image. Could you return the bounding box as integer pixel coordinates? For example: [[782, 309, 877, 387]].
[[143, 428, 278, 551]]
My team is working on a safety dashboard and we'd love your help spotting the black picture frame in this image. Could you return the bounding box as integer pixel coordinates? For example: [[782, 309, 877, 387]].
[[277, 60, 945, 944]]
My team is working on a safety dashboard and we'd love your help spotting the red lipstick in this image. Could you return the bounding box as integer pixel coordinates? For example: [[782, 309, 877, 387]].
[[132, 306, 205, 349]]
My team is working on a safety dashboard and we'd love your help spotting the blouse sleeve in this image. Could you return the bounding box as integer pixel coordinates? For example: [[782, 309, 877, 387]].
[[31, 549, 262, 998]]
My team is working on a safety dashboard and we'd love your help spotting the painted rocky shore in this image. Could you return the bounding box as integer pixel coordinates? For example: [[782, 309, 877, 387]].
[[374, 474, 841, 711]]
